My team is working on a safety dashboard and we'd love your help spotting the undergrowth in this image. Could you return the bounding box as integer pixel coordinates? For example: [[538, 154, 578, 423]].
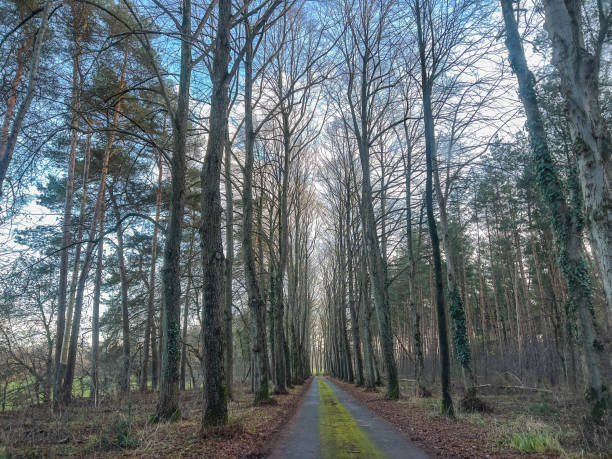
[[89, 401, 139, 450], [510, 431, 563, 453], [529, 392, 560, 416]]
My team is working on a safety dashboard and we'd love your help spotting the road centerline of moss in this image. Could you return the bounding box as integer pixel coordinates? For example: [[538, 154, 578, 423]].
[[318, 377, 385, 459]]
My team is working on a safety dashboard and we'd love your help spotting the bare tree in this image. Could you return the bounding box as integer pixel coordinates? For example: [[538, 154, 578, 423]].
[[339, 0, 403, 399]]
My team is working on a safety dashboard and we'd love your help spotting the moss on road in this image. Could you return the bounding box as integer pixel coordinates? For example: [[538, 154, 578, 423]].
[[318, 378, 385, 459]]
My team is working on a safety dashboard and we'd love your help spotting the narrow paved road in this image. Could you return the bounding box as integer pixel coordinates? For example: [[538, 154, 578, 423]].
[[269, 376, 428, 459]]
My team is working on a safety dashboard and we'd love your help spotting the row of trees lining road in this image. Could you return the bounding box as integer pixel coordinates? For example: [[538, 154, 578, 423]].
[[314, 0, 611, 424], [0, 0, 610, 435]]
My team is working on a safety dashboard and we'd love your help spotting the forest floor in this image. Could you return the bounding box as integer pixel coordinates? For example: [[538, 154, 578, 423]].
[[331, 377, 611, 458], [0, 378, 312, 458], [2, 375, 610, 458]]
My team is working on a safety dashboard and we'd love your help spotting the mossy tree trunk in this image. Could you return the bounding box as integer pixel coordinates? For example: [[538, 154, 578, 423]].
[[433, 163, 477, 397], [541, 0, 612, 313], [415, 0, 454, 417], [156, 0, 190, 421], [501, 0, 608, 420]]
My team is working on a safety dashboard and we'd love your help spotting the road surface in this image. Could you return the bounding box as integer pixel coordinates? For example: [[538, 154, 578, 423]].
[[269, 376, 428, 458]]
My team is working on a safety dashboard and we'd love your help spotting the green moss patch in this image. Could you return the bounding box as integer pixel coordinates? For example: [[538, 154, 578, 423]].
[[318, 379, 385, 459]]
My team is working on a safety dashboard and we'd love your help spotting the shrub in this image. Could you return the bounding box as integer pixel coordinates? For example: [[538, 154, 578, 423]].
[[111, 417, 138, 449], [90, 403, 139, 451]]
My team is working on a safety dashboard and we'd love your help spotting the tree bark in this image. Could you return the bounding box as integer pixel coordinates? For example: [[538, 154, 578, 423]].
[[541, 0, 612, 313], [359, 245, 376, 390], [223, 135, 234, 399], [180, 228, 195, 390], [272, 111, 292, 393], [0, 34, 33, 170], [346, 196, 364, 386], [338, 208, 354, 383], [200, 0, 231, 427]]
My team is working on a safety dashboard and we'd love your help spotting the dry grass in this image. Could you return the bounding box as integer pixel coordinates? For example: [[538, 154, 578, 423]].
[[396, 379, 611, 457]]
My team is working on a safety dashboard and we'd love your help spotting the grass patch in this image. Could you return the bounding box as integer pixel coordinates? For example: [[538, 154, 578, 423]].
[[510, 431, 562, 453], [529, 393, 560, 417], [413, 396, 443, 413], [88, 401, 140, 451], [318, 379, 384, 458]]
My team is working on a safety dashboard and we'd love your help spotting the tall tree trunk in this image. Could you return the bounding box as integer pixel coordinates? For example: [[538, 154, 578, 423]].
[[271, 112, 292, 392], [91, 198, 104, 405], [339, 211, 354, 383], [180, 229, 195, 390], [477, 228, 489, 382], [360, 246, 376, 390], [541, 0, 612, 313], [403, 126, 427, 396], [53, 3, 82, 406], [152, 322, 159, 389], [485, 210, 506, 349], [433, 156, 476, 397], [64, 127, 91, 388], [347, 204, 364, 386], [256, 186, 271, 382], [354, 79, 399, 399], [156, 0, 191, 419], [110, 188, 131, 394], [0, 0, 51, 194], [501, 0, 608, 419], [416, 0, 454, 416], [0, 34, 33, 170], [242, 30, 270, 404], [223, 135, 234, 399], [59, 35, 128, 406], [200, 0, 231, 427], [141, 151, 163, 391]]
